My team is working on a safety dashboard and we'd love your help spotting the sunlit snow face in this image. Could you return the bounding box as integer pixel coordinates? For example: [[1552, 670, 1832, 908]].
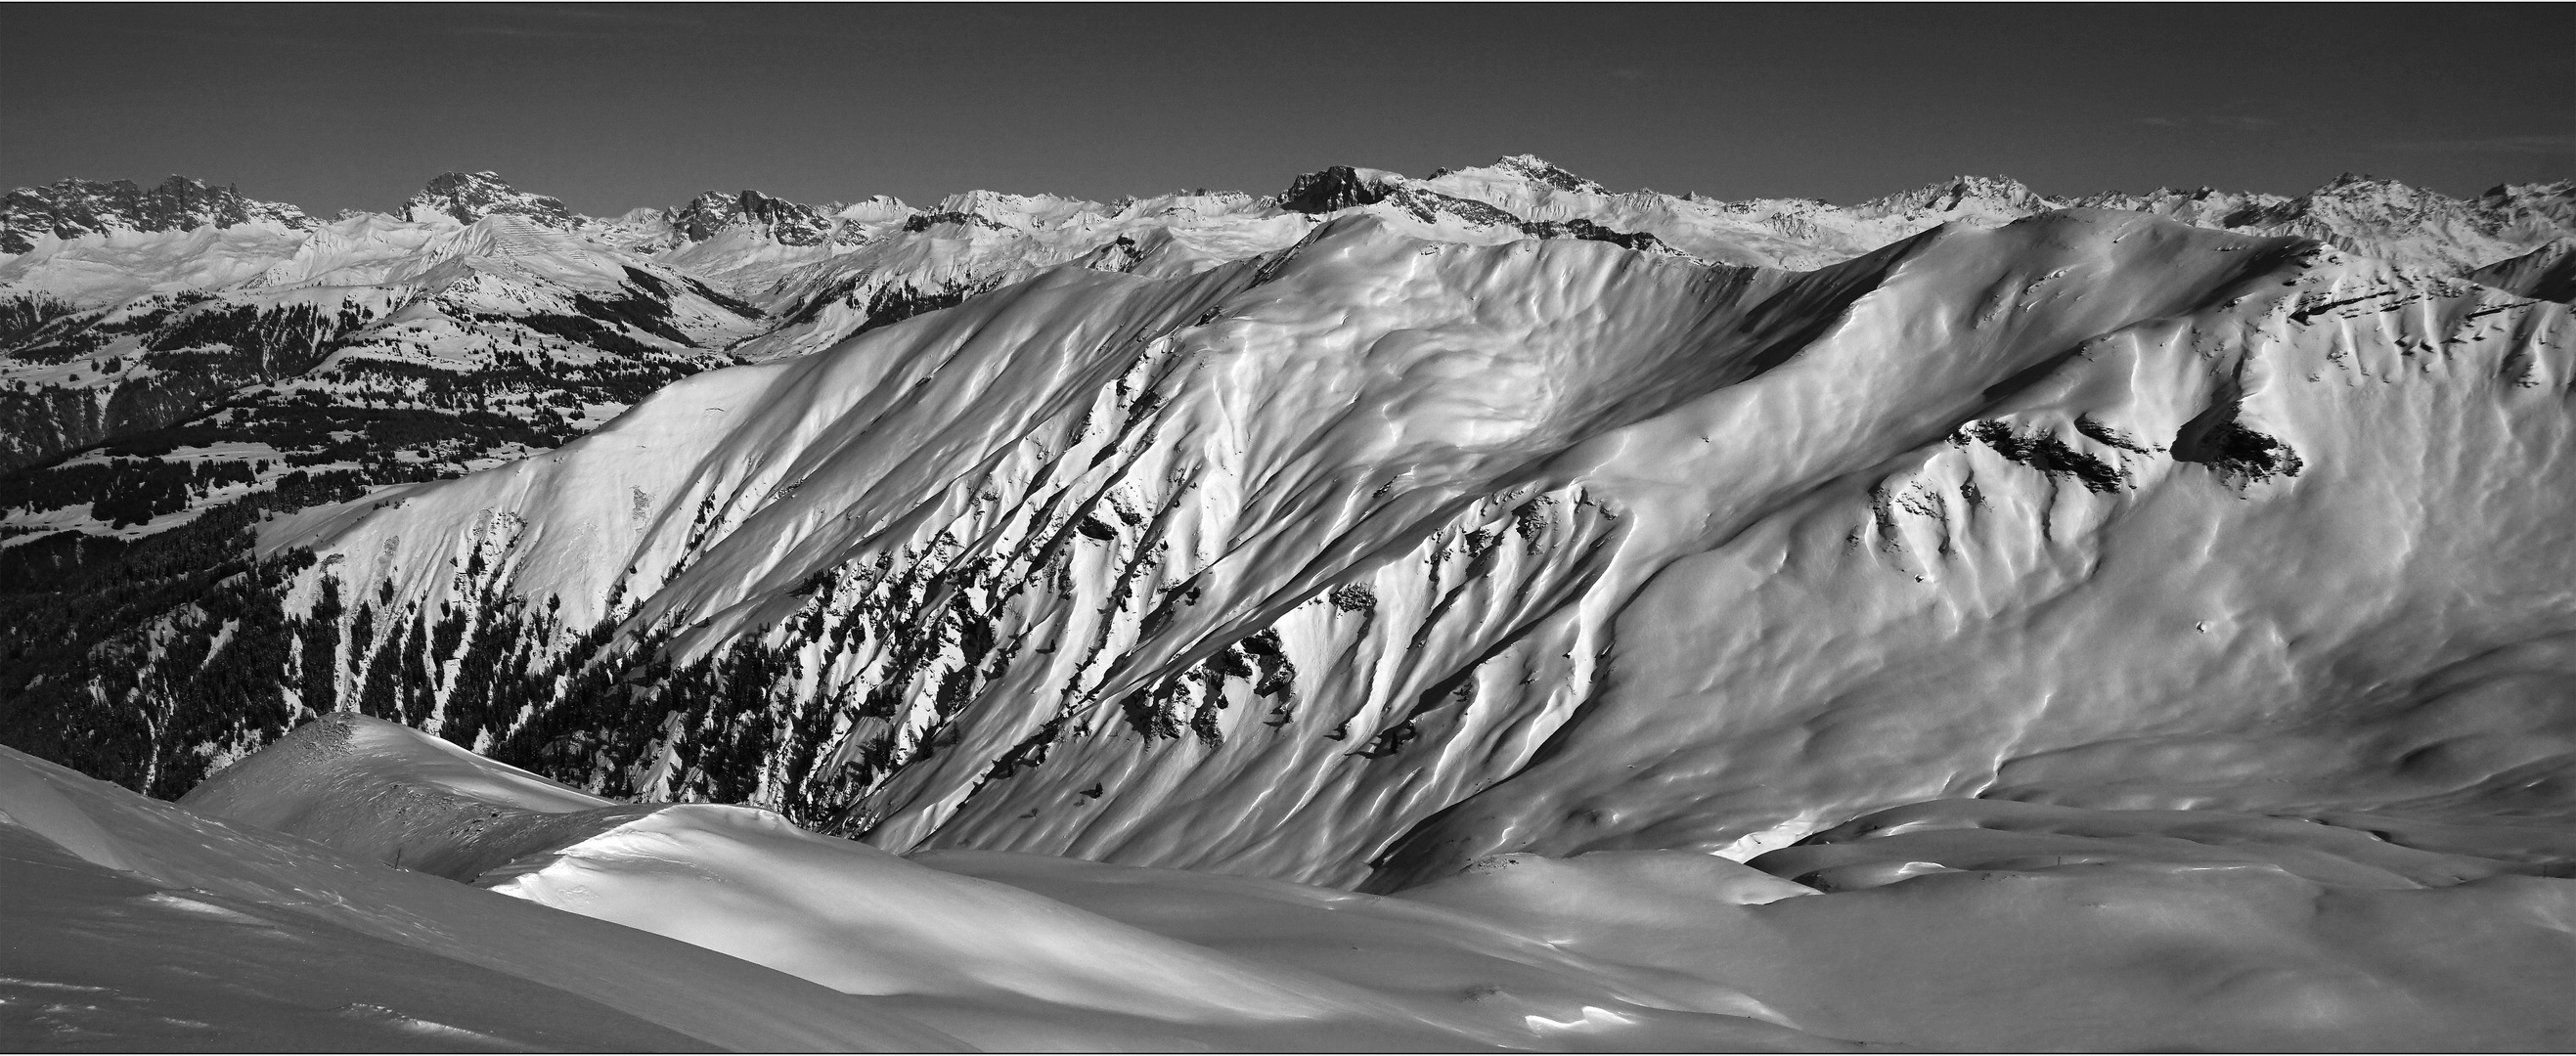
[[7, 153, 2574, 1053], [32, 713, 2563, 1053], [1362, 330, 1560, 453]]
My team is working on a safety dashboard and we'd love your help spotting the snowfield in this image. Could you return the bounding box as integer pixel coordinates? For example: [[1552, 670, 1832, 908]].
[[6, 715, 2569, 1050]]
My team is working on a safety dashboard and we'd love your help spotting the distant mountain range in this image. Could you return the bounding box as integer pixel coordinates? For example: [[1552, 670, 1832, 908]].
[[6, 159, 2565, 487]]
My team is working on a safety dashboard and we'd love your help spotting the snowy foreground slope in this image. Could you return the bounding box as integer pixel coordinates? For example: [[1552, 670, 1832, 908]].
[[5, 715, 2568, 1050]]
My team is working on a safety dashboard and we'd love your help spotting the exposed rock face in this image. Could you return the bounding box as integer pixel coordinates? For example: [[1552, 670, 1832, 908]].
[[1274, 166, 1396, 213], [672, 189, 835, 245], [1864, 175, 2041, 213], [1482, 154, 1612, 195], [0, 175, 313, 254], [400, 171, 581, 228], [2073, 175, 2576, 277]]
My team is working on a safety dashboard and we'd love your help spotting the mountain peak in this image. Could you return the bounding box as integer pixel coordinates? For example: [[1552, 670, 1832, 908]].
[[1, 173, 312, 254], [1859, 174, 2058, 215], [670, 189, 833, 245], [402, 171, 580, 228], [2298, 173, 2421, 203], [1274, 166, 1399, 214], [1420, 155, 1611, 196], [1484, 154, 1608, 194]]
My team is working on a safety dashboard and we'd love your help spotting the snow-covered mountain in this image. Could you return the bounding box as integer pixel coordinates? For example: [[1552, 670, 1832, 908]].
[[398, 170, 582, 229], [0, 174, 313, 255], [234, 207, 2571, 895], [7, 155, 2568, 793], [5, 154, 2573, 1051], [2075, 173, 2576, 277], [0, 173, 763, 517], [9, 160, 2562, 498]]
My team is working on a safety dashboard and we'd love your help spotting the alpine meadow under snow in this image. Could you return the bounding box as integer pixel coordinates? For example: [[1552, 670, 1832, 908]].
[[3, 155, 2573, 1051]]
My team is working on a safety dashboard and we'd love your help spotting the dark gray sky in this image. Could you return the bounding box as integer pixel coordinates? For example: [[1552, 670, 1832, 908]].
[[6, 4, 2570, 215]]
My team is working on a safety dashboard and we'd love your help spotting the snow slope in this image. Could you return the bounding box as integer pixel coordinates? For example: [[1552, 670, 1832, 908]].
[[265, 206, 2576, 898], [0, 741, 967, 1050], [2472, 238, 2576, 303], [18, 710, 2568, 1050], [158, 714, 1842, 1051]]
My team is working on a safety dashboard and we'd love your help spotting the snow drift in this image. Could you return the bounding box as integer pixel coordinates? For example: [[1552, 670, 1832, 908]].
[[12, 712, 2569, 1050]]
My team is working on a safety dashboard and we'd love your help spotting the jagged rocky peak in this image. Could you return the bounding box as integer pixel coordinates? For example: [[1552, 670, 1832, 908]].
[[2308, 171, 2434, 199], [918, 188, 1106, 232], [2283, 174, 2572, 250], [401, 171, 581, 228], [0, 174, 313, 254], [2287, 171, 2547, 227], [1861, 174, 2061, 214], [2318, 173, 2571, 227], [671, 188, 833, 245], [2481, 179, 2575, 227], [2295, 172, 2440, 212], [835, 195, 911, 222], [1274, 165, 1399, 213], [2074, 185, 2274, 211], [1416, 154, 1614, 198], [1482, 153, 1610, 194]]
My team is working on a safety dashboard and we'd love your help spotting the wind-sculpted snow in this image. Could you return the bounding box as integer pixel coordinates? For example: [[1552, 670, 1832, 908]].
[[178, 713, 661, 881], [1389, 837, 2574, 1050], [19, 710, 2570, 1050], [257, 203, 2576, 910], [0, 740, 970, 1050], [128, 715, 1849, 1050], [1365, 240, 2576, 883]]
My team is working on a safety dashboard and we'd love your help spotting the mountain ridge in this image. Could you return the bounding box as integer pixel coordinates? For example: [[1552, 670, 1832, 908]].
[[0, 174, 314, 255], [208, 207, 2572, 893], [3, 157, 2568, 880]]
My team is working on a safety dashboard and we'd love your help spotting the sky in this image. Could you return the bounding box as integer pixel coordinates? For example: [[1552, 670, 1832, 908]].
[[5, 4, 2570, 215]]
